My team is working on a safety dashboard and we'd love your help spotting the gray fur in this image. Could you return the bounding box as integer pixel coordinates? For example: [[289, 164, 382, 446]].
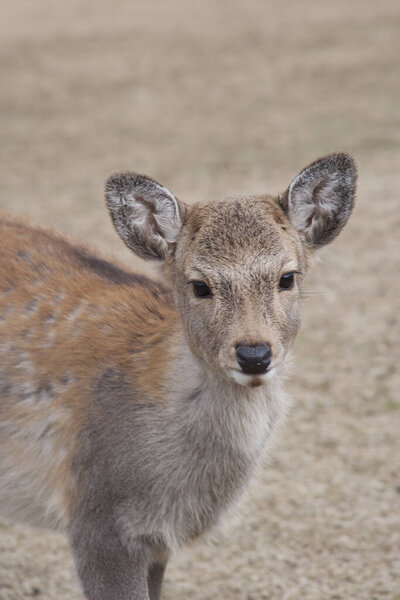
[[70, 366, 282, 598], [147, 563, 167, 600]]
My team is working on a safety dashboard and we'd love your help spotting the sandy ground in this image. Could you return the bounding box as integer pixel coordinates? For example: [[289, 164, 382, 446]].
[[0, 0, 399, 598]]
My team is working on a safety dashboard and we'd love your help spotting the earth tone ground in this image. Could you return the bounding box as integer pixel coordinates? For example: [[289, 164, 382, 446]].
[[0, 0, 399, 598]]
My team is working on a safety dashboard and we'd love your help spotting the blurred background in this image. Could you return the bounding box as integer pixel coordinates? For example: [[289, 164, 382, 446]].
[[0, 1, 399, 598]]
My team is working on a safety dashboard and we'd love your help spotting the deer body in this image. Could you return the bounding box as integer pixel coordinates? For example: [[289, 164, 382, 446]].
[[0, 154, 356, 599]]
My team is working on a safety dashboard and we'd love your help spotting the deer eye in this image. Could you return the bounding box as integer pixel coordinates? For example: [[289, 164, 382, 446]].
[[192, 281, 212, 298], [279, 272, 295, 290]]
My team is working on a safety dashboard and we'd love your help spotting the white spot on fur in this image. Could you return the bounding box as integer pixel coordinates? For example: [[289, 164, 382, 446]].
[[43, 329, 56, 348], [54, 291, 66, 303], [66, 303, 83, 321], [16, 382, 36, 405], [16, 352, 35, 375], [0, 342, 14, 354], [32, 277, 44, 287], [230, 367, 277, 386]]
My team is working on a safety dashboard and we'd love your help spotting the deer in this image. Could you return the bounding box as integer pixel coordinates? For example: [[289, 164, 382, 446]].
[[0, 153, 356, 599]]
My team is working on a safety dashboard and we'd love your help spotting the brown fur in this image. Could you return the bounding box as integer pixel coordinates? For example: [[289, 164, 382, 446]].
[[0, 216, 178, 523]]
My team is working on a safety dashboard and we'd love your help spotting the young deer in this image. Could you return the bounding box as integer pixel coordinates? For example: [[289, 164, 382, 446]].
[[0, 154, 356, 599]]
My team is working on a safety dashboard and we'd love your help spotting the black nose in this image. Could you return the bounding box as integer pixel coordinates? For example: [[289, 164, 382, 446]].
[[235, 344, 272, 375]]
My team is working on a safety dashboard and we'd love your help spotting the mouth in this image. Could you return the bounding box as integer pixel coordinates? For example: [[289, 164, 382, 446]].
[[229, 366, 276, 387]]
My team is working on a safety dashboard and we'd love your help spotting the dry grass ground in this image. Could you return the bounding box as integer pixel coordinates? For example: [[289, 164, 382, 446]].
[[0, 0, 399, 598]]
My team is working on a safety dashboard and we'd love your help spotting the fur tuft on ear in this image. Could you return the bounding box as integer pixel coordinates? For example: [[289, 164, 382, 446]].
[[105, 173, 186, 260], [279, 153, 357, 248]]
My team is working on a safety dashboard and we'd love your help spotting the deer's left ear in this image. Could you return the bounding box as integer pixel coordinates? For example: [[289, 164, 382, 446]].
[[278, 153, 357, 248]]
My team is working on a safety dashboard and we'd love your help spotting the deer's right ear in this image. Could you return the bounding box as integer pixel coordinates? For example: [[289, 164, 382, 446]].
[[105, 173, 187, 261]]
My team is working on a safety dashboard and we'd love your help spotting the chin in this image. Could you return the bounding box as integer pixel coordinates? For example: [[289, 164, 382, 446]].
[[229, 368, 276, 388]]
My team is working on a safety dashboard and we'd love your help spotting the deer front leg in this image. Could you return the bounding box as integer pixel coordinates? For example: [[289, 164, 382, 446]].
[[69, 518, 151, 600], [147, 562, 167, 600]]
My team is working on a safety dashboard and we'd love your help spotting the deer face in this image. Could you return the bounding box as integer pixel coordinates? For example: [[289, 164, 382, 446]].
[[171, 197, 308, 386], [105, 153, 356, 387]]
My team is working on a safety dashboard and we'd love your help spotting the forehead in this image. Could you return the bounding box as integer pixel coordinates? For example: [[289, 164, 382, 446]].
[[182, 196, 301, 271]]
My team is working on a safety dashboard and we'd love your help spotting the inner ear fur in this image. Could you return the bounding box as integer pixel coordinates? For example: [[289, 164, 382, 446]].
[[278, 153, 357, 248], [105, 172, 187, 261]]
